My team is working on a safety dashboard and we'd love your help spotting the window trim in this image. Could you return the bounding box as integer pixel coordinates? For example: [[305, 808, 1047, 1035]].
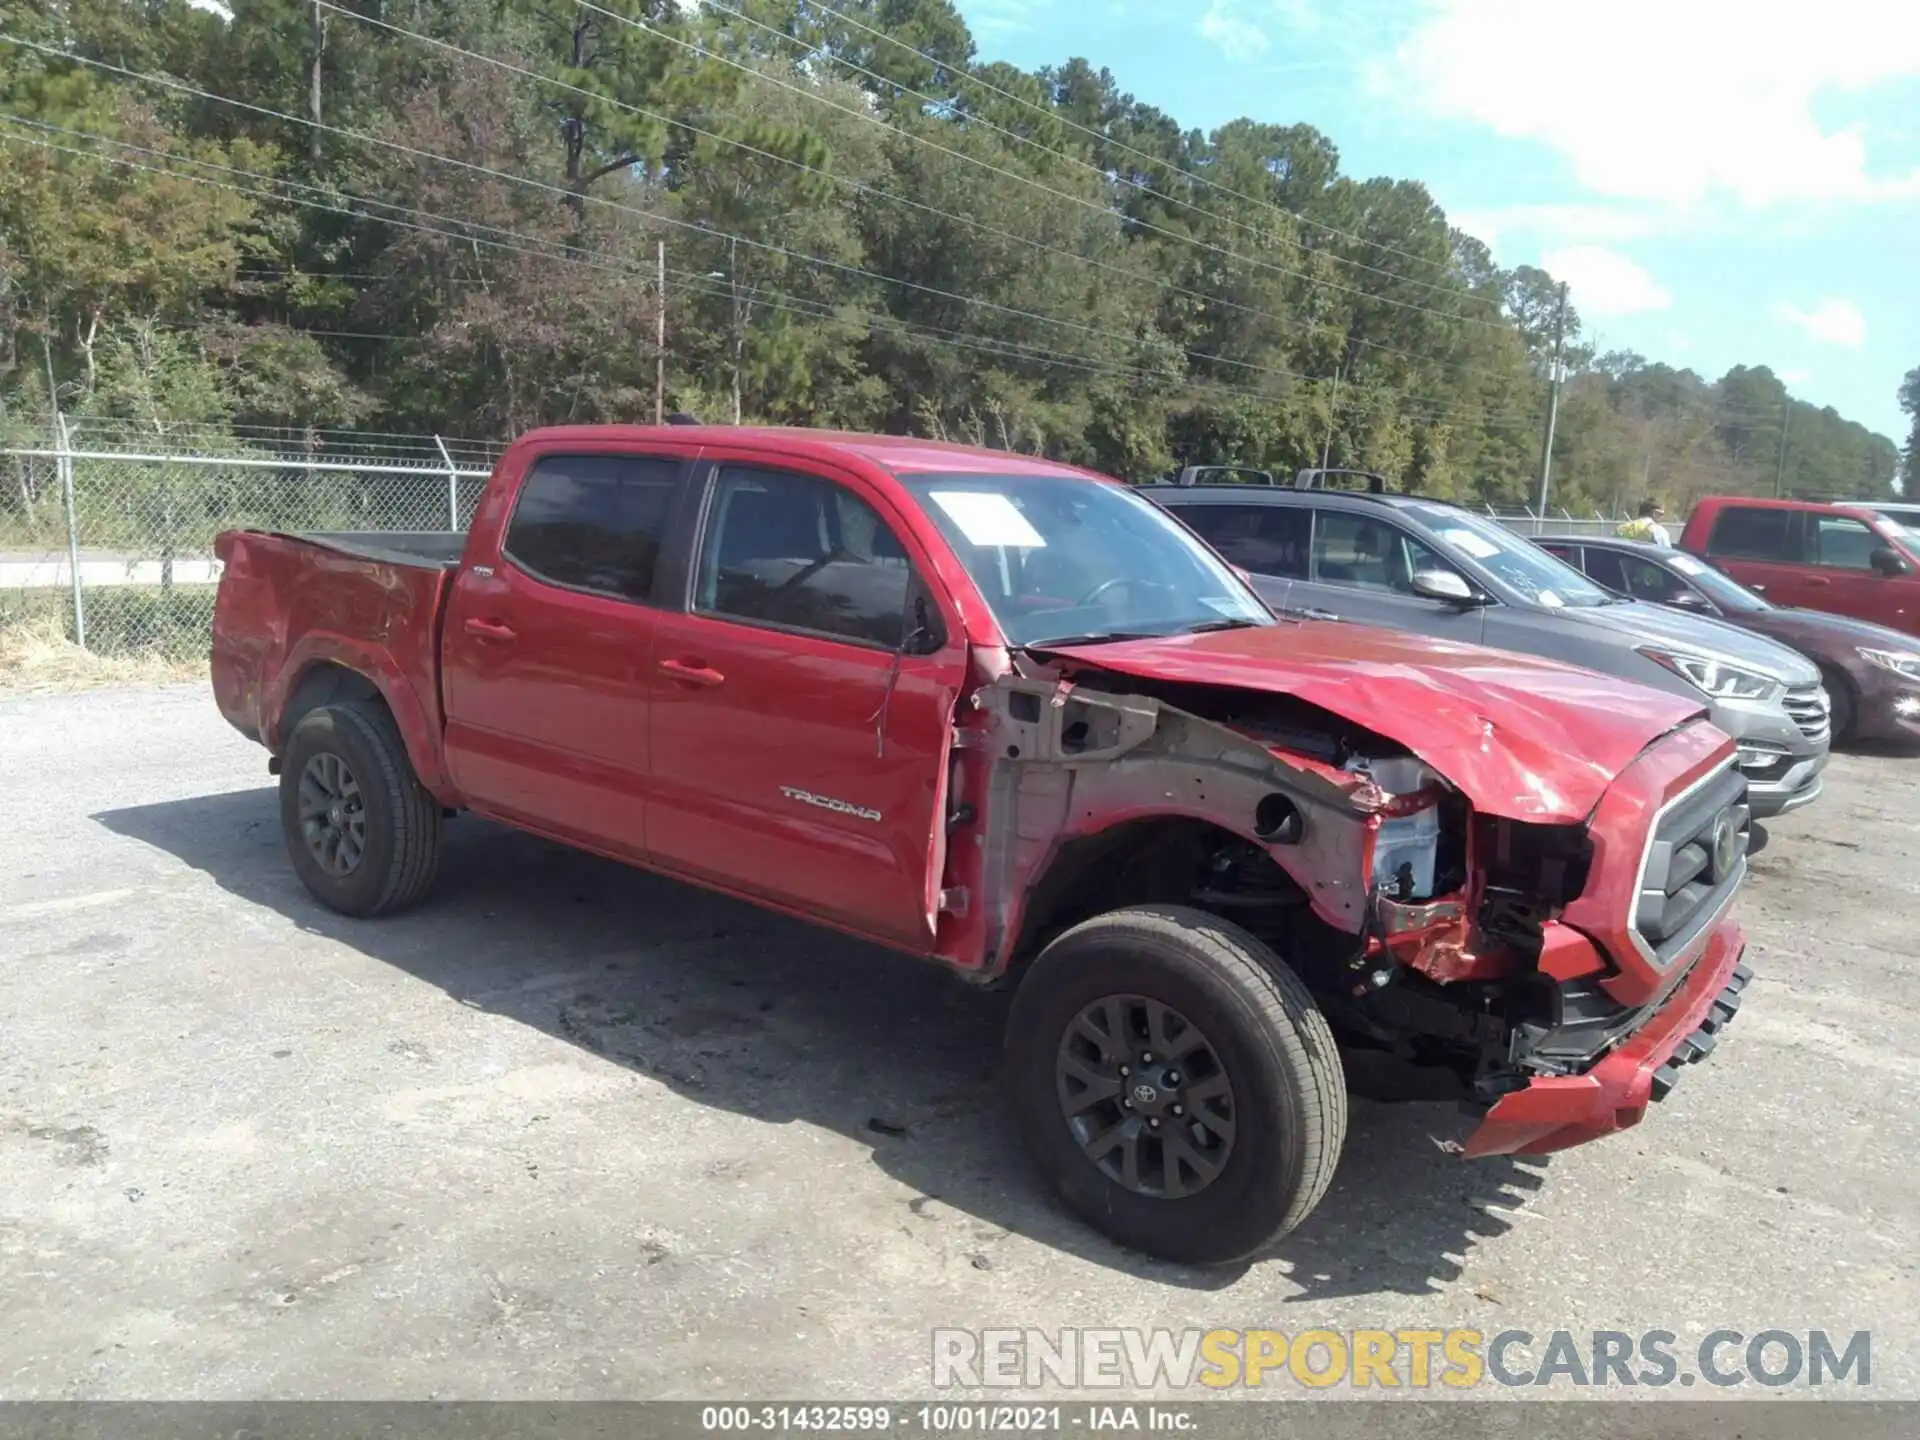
[[687, 459, 926, 654], [497, 449, 690, 608], [1705, 505, 1804, 565]]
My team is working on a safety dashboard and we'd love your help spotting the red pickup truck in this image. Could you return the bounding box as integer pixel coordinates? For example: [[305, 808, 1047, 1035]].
[[1679, 494, 1920, 635], [211, 425, 1754, 1264]]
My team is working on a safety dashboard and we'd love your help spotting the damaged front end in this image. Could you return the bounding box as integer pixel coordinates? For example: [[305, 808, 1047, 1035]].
[[939, 655, 1750, 1156]]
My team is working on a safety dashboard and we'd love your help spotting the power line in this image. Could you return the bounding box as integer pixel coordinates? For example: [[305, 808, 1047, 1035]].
[[0, 115, 1542, 435], [6, 36, 1372, 398], [575, 1, 1515, 335], [322, 3, 1491, 383], [793, 0, 1475, 283]]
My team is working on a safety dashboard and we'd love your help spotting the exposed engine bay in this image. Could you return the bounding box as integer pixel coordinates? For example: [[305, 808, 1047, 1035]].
[[953, 661, 1634, 1108]]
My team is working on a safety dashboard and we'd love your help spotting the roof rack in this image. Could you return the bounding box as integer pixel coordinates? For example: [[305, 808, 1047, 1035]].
[[1292, 467, 1392, 493], [1171, 464, 1277, 486]]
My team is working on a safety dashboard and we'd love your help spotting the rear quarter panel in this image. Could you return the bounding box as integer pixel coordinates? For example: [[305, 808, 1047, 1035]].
[[211, 530, 460, 800]]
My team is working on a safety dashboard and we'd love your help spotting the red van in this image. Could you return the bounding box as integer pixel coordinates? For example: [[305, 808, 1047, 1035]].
[[1679, 496, 1920, 637]]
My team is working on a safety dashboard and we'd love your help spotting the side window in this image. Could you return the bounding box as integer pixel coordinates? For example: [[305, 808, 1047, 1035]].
[[1618, 556, 1689, 602], [1311, 511, 1452, 594], [1813, 516, 1876, 570], [695, 466, 915, 648], [1707, 506, 1801, 562], [502, 453, 682, 602], [1177, 504, 1309, 579], [1581, 549, 1630, 594]]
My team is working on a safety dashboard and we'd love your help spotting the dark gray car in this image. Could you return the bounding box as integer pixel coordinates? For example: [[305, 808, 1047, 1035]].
[[1147, 479, 1831, 816]]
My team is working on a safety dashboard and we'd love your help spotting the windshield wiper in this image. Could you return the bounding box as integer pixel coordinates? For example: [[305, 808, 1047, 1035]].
[[1020, 630, 1163, 650], [1181, 617, 1264, 634]]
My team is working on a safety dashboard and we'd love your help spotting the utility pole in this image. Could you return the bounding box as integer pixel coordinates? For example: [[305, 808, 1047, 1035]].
[[1318, 364, 1343, 472], [1535, 281, 1569, 517], [1773, 403, 1792, 497], [655, 239, 666, 426]]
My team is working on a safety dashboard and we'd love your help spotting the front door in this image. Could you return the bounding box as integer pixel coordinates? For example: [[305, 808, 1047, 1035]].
[[1287, 507, 1488, 644], [1805, 511, 1920, 632], [441, 447, 692, 858], [646, 459, 967, 951]]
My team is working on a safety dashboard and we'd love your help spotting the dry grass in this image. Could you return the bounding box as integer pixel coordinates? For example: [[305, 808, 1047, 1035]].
[[0, 616, 203, 696]]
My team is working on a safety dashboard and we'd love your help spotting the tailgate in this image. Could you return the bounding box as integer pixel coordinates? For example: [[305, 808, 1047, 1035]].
[[210, 529, 455, 752]]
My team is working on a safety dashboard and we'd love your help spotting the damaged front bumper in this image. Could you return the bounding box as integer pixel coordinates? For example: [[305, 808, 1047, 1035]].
[[1462, 916, 1750, 1158]]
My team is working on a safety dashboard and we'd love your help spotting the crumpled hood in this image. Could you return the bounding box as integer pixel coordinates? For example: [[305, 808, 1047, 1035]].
[[1048, 622, 1712, 824], [1569, 600, 1821, 685]]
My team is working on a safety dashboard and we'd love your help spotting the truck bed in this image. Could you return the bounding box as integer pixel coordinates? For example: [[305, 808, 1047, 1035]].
[[211, 527, 457, 757], [280, 530, 468, 569]]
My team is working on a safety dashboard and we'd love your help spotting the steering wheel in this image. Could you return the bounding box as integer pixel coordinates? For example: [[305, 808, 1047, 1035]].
[[1074, 575, 1176, 607]]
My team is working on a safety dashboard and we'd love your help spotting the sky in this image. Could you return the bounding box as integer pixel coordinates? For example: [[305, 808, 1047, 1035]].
[[957, 0, 1920, 446]]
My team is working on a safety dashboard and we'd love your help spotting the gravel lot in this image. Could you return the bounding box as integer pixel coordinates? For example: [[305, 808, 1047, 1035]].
[[3, 685, 1917, 1400]]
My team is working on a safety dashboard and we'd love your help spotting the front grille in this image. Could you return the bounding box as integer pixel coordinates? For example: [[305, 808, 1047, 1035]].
[[1782, 684, 1831, 745], [1632, 762, 1749, 968]]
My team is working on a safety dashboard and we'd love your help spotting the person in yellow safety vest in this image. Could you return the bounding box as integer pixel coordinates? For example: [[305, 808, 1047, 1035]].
[[1616, 499, 1672, 546]]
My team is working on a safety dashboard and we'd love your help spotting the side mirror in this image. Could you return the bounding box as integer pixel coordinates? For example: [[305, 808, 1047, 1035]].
[[1870, 546, 1912, 578], [1669, 590, 1712, 611], [1410, 568, 1481, 605]]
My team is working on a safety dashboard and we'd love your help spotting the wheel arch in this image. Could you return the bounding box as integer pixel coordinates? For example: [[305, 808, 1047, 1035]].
[[1003, 814, 1309, 982]]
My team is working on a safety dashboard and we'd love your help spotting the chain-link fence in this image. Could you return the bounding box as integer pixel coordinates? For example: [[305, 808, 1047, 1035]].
[[1, 433, 494, 662], [1484, 506, 1627, 540], [3, 428, 1638, 664]]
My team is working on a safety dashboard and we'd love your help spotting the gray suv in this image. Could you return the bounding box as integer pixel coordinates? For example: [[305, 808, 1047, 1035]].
[[1147, 476, 1830, 817]]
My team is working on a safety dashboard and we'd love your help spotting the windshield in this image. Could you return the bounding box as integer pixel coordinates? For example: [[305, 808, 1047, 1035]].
[[1400, 504, 1614, 608], [1666, 552, 1771, 613], [900, 472, 1272, 647]]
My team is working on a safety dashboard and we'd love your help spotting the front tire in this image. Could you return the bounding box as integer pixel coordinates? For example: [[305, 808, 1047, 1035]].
[[1005, 905, 1346, 1265], [279, 700, 443, 917], [1820, 667, 1856, 745]]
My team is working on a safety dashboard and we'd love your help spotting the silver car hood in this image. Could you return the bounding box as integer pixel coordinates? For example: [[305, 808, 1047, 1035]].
[[1566, 599, 1822, 685]]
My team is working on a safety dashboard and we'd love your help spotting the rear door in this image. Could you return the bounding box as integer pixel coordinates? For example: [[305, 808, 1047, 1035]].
[[645, 456, 969, 951], [1700, 504, 1812, 604], [1170, 501, 1310, 613], [441, 445, 694, 857]]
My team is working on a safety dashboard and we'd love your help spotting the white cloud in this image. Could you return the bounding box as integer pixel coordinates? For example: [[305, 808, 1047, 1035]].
[[1395, 1, 1920, 205], [968, 0, 1049, 40], [1199, 2, 1271, 59], [1450, 203, 1658, 249], [1773, 298, 1868, 348], [1540, 246, 1673, 317]]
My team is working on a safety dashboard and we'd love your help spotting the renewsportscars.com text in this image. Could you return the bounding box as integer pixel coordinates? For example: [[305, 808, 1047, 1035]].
[[931, 1328, 1871, 1391]]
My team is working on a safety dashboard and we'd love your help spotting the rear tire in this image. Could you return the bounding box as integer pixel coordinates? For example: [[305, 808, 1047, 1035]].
[[279, 700, 443, 917], [1005, 904, 1346, 1265]]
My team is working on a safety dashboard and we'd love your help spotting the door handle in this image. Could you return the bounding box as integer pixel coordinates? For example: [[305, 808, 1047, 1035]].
[[659, 657, 726, 687], [463, 617, 516, 641], [1807, 577, 1830, 587]]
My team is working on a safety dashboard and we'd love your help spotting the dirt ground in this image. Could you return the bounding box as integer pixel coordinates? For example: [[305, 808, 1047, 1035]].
[[2, 685, 1916, 1400]]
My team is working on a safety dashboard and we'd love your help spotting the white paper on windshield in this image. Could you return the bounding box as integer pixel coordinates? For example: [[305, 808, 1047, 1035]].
[[1537, 589, 1564, 608], [928, 490, 1047, 548], [1439, 527, 1502, 560], [1670, 555, 1708, 575]]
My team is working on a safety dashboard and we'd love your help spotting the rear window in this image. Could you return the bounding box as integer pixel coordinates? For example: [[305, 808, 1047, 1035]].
[[502, 453, 683, 601], [1706, 506, 1800, 562], [1175, 503, 1310, 579]]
